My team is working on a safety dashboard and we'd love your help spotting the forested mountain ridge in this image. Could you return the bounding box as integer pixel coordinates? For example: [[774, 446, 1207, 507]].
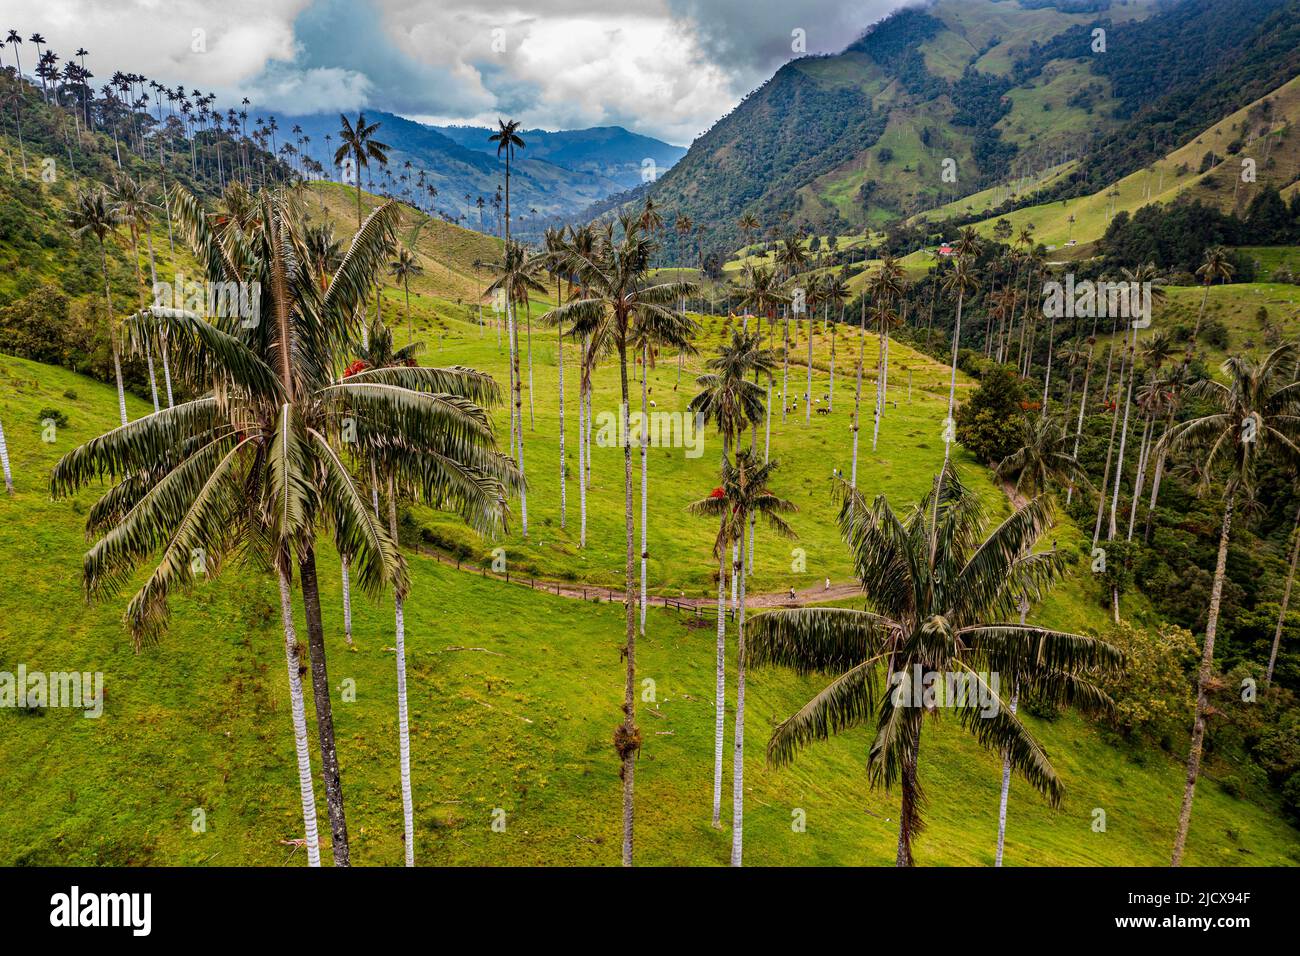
[[647, 0, 1297, 260]]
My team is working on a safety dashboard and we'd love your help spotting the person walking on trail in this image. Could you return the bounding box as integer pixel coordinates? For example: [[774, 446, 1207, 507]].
[[788, 586, 797, 601], [824, 577, 830, 591]]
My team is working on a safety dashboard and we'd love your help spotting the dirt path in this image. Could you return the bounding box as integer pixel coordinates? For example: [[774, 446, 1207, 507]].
[[412, 477, 1022, 613], [412, 543, 861, 611]]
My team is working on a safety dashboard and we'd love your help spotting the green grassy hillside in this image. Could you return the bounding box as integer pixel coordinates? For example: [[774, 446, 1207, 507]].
[[954, 74, 1300, 252], [4, 305, 1299, 865]]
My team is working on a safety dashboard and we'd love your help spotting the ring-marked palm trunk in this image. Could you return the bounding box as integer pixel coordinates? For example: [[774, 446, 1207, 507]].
[[95, 242, 128, 426], [1171, 493, 1234, 865], [340, 557, 354, 647], [712, 523, 728, 828], [640, 345, 649, 635], [578, 363, 587, 548], [806, 312, 814, 424], [995, 599, 1028, 866], [618, 339, 638, 867], [0, 417, 13, 495], [297, 546, 350, 866], [558, 313, 567, 531], [386, 479, 415, 866], [731, 515, 749, 866], [277, 566, 322, 866], [1267, 502, 1300, 685], [851, 297, 865, 507]]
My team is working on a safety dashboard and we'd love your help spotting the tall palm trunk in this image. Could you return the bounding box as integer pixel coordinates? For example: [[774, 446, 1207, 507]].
[[1266, 502, 1300, 685], [1092, 343, 1127, 548], [995, 601, 1027, 866], [297, 546, 350, 866], [1040, 312, 1057, 415], [1066, 327, 1100, 506], [1126, 415, 1154, 540], [896, 735, 921, 867], [1107, 331, 1138, 543], [0, 417, 12, 495], [829, 314, 837, 411], [617, 336, 638, 867], [806, 310, 815, 424], [340, 557, 354, 647], [507, 297, 528, 536], [277, 567, 322, 867], [526, 311, 535, 430], [558, 282, 567, 530], [712, 509, 728, 829], [851, 297, 866, 507], [1143, 408, 1176, 543], [639, 345, 649, 635], [730, 514, 749, 866], [387, 480, 415, 866], [943, 291, 966, 464], [781, 310, 789, 423], [578, 366, 587, 548], [98, 243, 128, 426], [1171, 492, 1235, 865], [144, 227, 174, 407]]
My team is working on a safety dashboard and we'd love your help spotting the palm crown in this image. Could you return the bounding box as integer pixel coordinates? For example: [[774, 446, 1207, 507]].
[[746, 462, 1121, 864]]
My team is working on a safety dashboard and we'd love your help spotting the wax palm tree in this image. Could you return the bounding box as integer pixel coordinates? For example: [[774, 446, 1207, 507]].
[[822, 273, 850, 410], [485, 240, 547, 537], [995, 415, 1089, 498], [803, 273, 825, 424], [1267, 495, 1300, 685], [869, 254, 906, 447], [542, 226, 571, 529], [52, 185, 519, 867], [304, 223, 343, 290], [738, 212, 759, 255], [333, 112, 390, 231], [69, 187, 128, 426], [687, 449, 796, 865], [489, 120, 524, 243], [109, 174, 167, 411], [1192, 247, 1233, 345], [630, 298, 697, 635], [1163, 344, 1300, 864], [688, 329, 775, 827], [564, 222, 600, 539], [940, 252, 980, 462], [388, 246, 423, 345], [1143, 362, 1191, 543], [734, 263, 789, 570], [775, 235, 809, 421], [544, 212, 696, 865], [747, 462, 1121, 865], [1125, 373, 1175, 541], [735, 264, 788, 453]]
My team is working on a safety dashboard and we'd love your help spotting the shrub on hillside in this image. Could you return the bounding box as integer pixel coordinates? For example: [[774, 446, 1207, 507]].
[[1099, 621, 1197, 743], [955, 364, 1025, 463]]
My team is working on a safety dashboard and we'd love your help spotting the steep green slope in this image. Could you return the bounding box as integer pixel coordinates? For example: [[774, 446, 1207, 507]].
[[952, 74, 1300, 251], [647, 0, 1172, 252]]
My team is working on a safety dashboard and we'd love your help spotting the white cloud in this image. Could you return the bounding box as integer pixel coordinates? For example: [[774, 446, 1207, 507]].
[[0, 0, 909, 142]]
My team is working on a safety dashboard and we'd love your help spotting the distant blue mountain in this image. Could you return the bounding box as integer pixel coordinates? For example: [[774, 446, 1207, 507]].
[[433, 125, 686, 188], [262, 110, 684, 228]]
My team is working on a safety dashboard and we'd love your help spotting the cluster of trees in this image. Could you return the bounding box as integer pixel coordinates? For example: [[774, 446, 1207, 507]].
[[1100, 191, 1300, 276]]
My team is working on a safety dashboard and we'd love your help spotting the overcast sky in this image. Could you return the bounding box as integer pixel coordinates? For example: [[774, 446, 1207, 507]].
[[0, 0, 908, 144]]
